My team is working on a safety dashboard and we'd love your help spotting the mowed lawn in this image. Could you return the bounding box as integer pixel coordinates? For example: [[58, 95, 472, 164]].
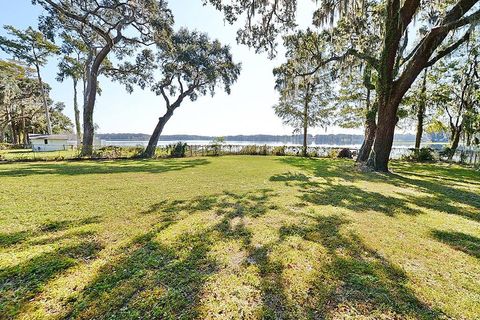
[[0, 156, 479, 319]]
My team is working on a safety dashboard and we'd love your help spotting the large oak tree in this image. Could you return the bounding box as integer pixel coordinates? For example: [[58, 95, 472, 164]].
[[112, 28, 241, 158], [34, 0, 174, 155], [208, 0, 480, 171]]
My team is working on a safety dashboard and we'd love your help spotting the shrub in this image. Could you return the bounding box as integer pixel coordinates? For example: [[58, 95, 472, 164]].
[[259, 145, 268, 156], [92, 146, 144, 159], [272, 146, 286, 156], [208, 137, 225, 156], [327, 149, 339, 158], [168, 142, 188, 158], [402, 148, 436, 162], [459, 151, 469, 164], [0, 143, 23, 150], [337, 148, 353, 159], [239, 145, 259, 155]]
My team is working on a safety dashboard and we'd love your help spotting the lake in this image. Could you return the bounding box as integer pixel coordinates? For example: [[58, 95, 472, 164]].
[[102, 140, 437, 149]]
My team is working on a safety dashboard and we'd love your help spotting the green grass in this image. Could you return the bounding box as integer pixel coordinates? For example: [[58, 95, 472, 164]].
[[0, 149, 79, 161], [0, 156, 479, 319]]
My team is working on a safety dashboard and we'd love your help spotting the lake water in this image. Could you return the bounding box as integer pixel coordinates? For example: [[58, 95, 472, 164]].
[[102, 140, 431, 149]]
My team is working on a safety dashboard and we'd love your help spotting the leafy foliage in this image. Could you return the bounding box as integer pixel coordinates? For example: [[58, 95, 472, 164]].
[[0, 25, 59, 66], [426, 34, 480, 151], [168, 142, 188, 158], [0, 60, 72, 144], [402, 148, 436, 162]]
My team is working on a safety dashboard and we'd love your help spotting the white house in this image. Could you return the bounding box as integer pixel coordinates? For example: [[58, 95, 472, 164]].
[[29, 134, 104, 151], [29, 134, 76, 152]]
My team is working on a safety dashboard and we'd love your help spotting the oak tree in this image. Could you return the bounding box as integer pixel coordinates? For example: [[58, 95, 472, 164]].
[[208, 0, 480, 171], [34, 0, 174, 155], [113, 28, 241, 158]]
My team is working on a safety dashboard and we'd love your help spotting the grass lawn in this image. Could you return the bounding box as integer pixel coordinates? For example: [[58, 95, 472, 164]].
[[0, 156, 479, 319], [0, 149, 79, 162]]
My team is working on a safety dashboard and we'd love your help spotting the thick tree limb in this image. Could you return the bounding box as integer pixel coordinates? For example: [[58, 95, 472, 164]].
[[393, 0, 480, 106], [425, 30, 471, 68], [296, 48, 379, 77]]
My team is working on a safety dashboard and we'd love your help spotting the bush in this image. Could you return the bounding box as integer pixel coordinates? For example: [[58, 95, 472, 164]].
[[439, 147, 455, 159], [402, 148, 436, 162], [272, 146, 286, 156], [208, 137, 225, 156], [239, 145, 259, 155], [168, 142, 188, 158], [0, 143, 23, 150], [259, 145, 268, 156], [237, 145, 268, 155], [337, 148, 353, 159], [92, 146, 144, 159], [326, 149, 339, 158]]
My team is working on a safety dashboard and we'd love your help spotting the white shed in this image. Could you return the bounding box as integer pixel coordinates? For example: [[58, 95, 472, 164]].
[[29, 134, 76, 152]]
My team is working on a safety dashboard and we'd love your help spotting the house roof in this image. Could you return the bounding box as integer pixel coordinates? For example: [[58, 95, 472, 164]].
[[28, 134, 75, 141]]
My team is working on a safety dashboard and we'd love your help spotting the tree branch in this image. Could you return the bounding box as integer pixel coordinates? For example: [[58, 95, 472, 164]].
[[425, 30, 471, 68]]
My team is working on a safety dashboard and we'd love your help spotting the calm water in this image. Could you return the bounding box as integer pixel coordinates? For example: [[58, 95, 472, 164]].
[[102, 140, 435, 149]]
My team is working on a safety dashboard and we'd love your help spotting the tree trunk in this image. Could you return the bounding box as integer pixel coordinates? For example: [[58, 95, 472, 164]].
[[11, 118, 18, 145], [414, 108, 425, 150], [449, 127, 462, 160], [81, 99, 95, 156], [73, 78, 82, 147], [358, 69, 377, 163], [357, 115, 377, 162], [415, 70, 428, 149], [143, 109, 175, 158], [20, 106, 27, 145], [371, 98, 399, 172], [35, 64, 52, 135], [303, 95, 308, 157], [81, 45, 111, 156], [303, 125, 308, 157]]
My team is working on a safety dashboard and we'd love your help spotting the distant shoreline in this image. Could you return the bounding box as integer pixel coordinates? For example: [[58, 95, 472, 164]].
[[97, 133, 447, 144]]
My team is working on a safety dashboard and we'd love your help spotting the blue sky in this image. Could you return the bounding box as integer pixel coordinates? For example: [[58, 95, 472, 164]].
[[0, 0, 360, 136]]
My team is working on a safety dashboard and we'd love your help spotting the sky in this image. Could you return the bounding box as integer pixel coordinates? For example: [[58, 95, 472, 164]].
[[0, 0, 362, 136]]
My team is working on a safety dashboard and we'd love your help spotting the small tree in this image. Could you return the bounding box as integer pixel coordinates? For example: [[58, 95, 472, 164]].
[[114, 29, 241, 158], [273, 69, 333, 157], [428, 40, 480, 159], [57, 32, 87, 146], [0, 60, 72, 143], [0, 26, 59, 135], [335, 65, 377, 162], [402, 69, 429, 149]]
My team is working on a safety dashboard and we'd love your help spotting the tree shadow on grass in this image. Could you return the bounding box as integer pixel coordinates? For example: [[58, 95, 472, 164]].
[[142, 189, 278, 218], [271, 171, 419, 216], [276, 157, 480, 222], [69, 189, 287, 319], [0, 231, 30, 248], [388, 174, 480, 222], [66, 225, 216, 319], [0, 216, 101, 249], [280, 215, 443, 319], [0, 158, 210, 177], [0, 239, 103, 319], [393, 162, 480, 187], [432, 230, 480, 259], [301, 182, 418, 216], [277, 157, 358, 183]]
